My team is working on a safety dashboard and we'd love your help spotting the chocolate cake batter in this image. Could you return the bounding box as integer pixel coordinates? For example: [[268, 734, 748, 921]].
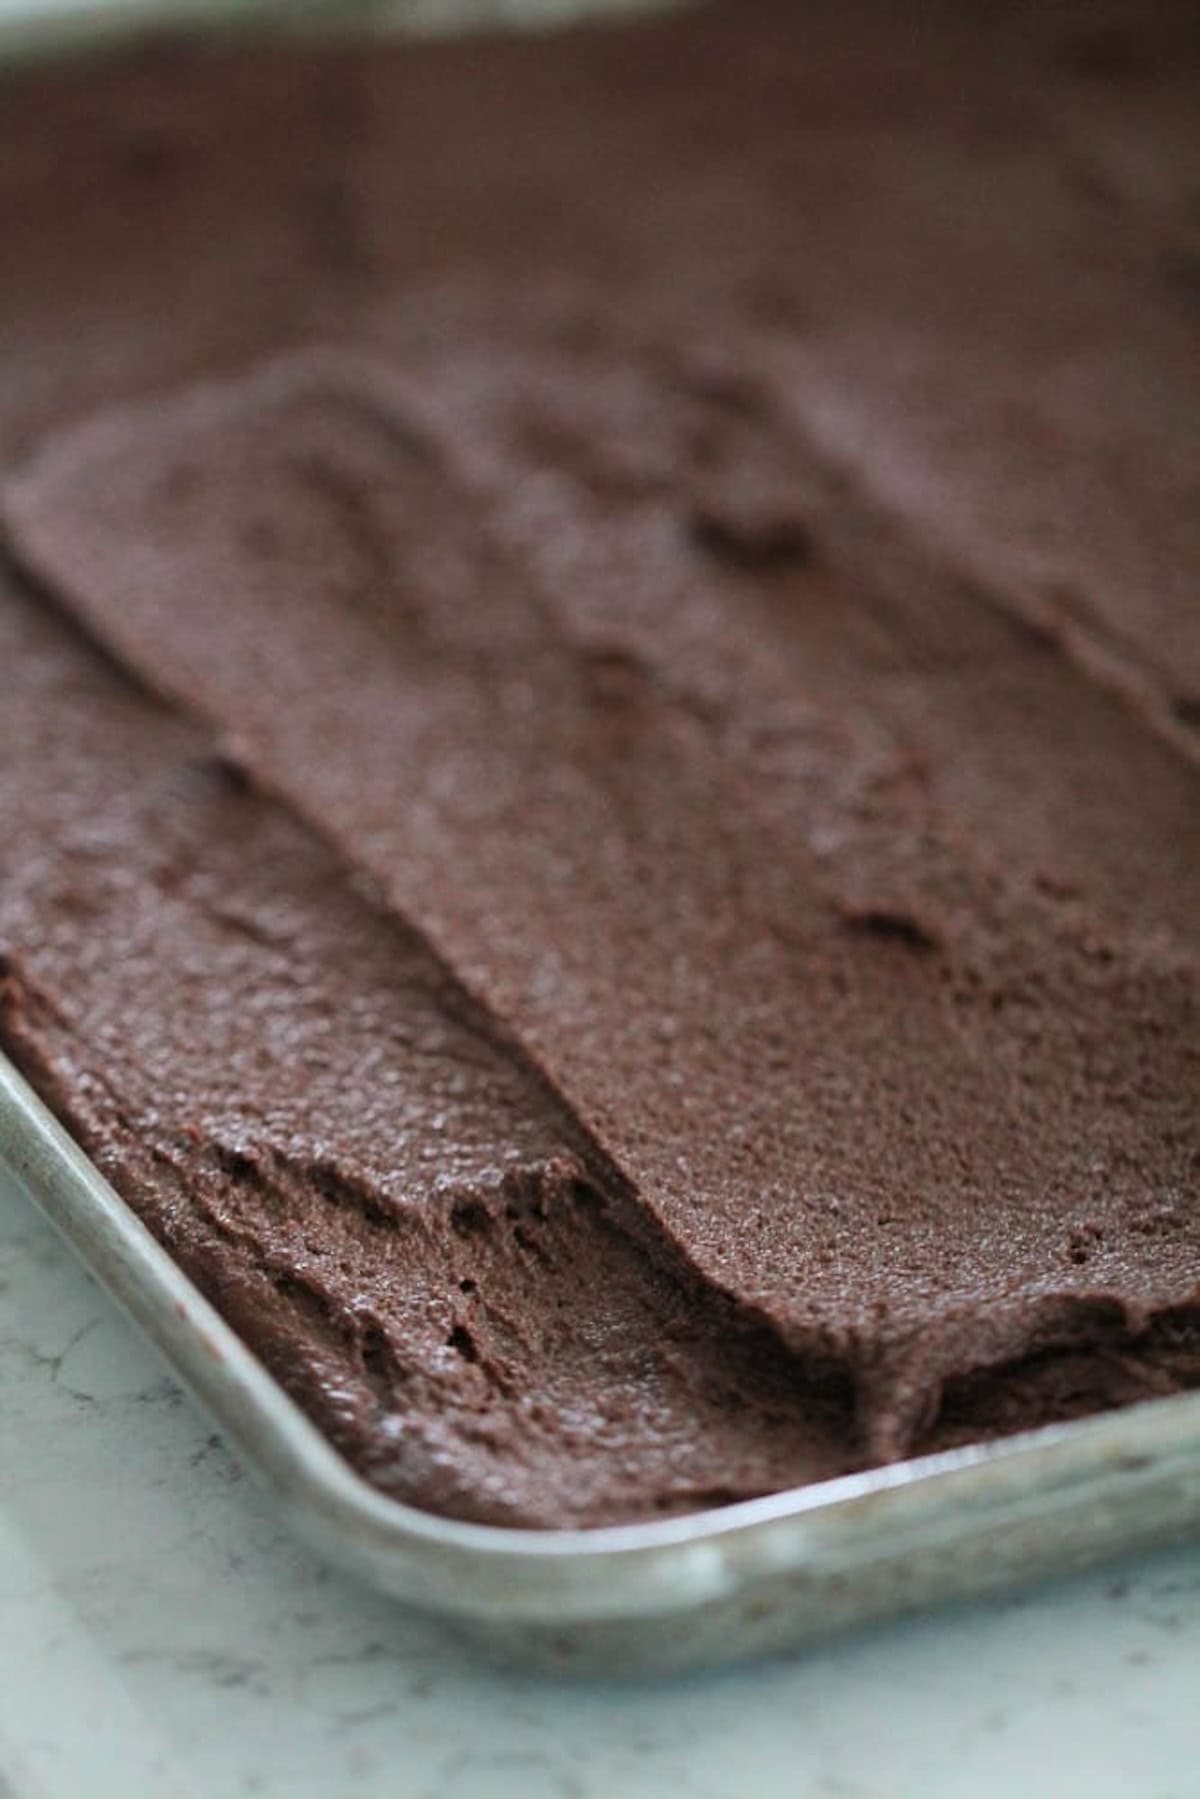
[[1, 0, 1198, 1525]]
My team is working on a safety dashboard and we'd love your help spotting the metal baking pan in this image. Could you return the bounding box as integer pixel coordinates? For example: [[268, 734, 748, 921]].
[[3, 1051, 1198, 1675], [2, 0, 1198, 1677], [0, 0, 682, 66]]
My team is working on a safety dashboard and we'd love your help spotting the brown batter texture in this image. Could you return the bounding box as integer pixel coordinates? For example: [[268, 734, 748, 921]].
[[1, 0, 1198, 1525]]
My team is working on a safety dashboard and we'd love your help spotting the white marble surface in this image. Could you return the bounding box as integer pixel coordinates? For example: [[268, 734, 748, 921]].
[[1, 1164, 1197, 1799]]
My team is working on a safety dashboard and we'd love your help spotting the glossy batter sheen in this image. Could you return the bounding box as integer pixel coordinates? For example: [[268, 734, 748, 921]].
[[0, 0, 1198, 1525]]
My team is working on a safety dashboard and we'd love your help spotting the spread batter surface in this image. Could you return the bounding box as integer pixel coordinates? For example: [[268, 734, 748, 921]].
[[1, 0, 1197, 1524]]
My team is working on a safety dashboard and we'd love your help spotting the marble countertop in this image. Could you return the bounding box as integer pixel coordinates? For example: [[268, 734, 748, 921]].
[[2, 1165, 1197, 1799]]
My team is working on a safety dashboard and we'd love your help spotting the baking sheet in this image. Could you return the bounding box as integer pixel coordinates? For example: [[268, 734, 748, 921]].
[[3, 1050, 1198, 1674], [1, 0, 1198, 1674], [0, 0, 682, 63]]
